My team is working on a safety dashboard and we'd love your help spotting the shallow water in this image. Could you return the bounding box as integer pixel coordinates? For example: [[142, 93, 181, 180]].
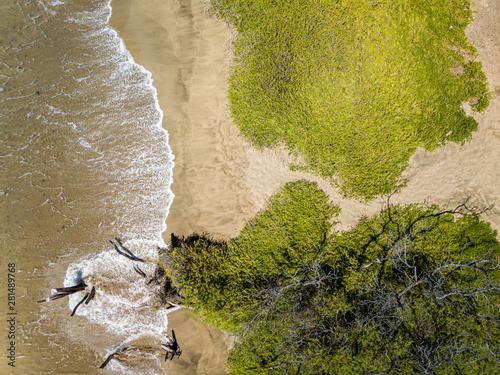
[[0, 0, 174, 373]]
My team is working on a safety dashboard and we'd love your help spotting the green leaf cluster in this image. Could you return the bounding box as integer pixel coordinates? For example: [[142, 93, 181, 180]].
[[211, 0, 492, 199]]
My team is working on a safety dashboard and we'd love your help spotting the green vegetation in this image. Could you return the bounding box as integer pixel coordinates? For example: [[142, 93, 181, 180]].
[[167, 2, 496, 371], [169, 180, 339, 329], [169, 181, 500, 374], [212, 0, 492, 199]]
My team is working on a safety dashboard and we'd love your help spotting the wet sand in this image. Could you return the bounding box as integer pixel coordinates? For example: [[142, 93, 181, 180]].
[[109, 1, 240, 372], [109, 0, 499, 373]]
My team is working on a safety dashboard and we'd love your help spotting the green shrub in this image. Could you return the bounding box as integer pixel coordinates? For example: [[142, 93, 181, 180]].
[[212, 0, 492, 199], [170, 180, 339, 330]]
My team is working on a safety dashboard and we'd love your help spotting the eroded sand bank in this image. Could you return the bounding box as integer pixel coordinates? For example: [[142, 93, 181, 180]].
[[109, 0, 499, 373]]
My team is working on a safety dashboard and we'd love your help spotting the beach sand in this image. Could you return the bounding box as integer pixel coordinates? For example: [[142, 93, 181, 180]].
[[109, 0, 499, 373]]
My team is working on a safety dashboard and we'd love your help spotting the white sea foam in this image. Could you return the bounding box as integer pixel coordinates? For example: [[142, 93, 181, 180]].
[[2, 0, 174, 370], [0, 1, 174, 373], [108, 0, 174, 239], [64, 242, 168, 338], [58, 0, 175, 370]]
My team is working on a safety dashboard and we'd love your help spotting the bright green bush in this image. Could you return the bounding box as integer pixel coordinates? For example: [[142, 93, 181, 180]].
[[169, 180, 339, 330], [212, 0, 492, 199]]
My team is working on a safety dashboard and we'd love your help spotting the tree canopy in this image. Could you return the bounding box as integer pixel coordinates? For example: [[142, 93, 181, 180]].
[[169, 181, 500, 374]]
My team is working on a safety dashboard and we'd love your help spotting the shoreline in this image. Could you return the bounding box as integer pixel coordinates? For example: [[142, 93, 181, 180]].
[[108, 1, 241, 372], [108, 0, 499, 372]]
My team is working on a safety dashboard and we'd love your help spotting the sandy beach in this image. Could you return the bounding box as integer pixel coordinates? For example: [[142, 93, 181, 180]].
[[109, 0, 499, 373]]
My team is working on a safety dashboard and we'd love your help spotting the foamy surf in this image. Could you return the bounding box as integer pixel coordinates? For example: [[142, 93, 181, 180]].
[[57, 0, 175, 370], [2, 0, 175, 371], [58, 0, 176, 368], [64, 240, 168, 337]]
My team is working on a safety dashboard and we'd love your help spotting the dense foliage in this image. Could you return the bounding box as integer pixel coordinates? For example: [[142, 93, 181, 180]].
[[169, 181, 500, 374], [211, 0, 492, 199], [169, 180, 339, 328]]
